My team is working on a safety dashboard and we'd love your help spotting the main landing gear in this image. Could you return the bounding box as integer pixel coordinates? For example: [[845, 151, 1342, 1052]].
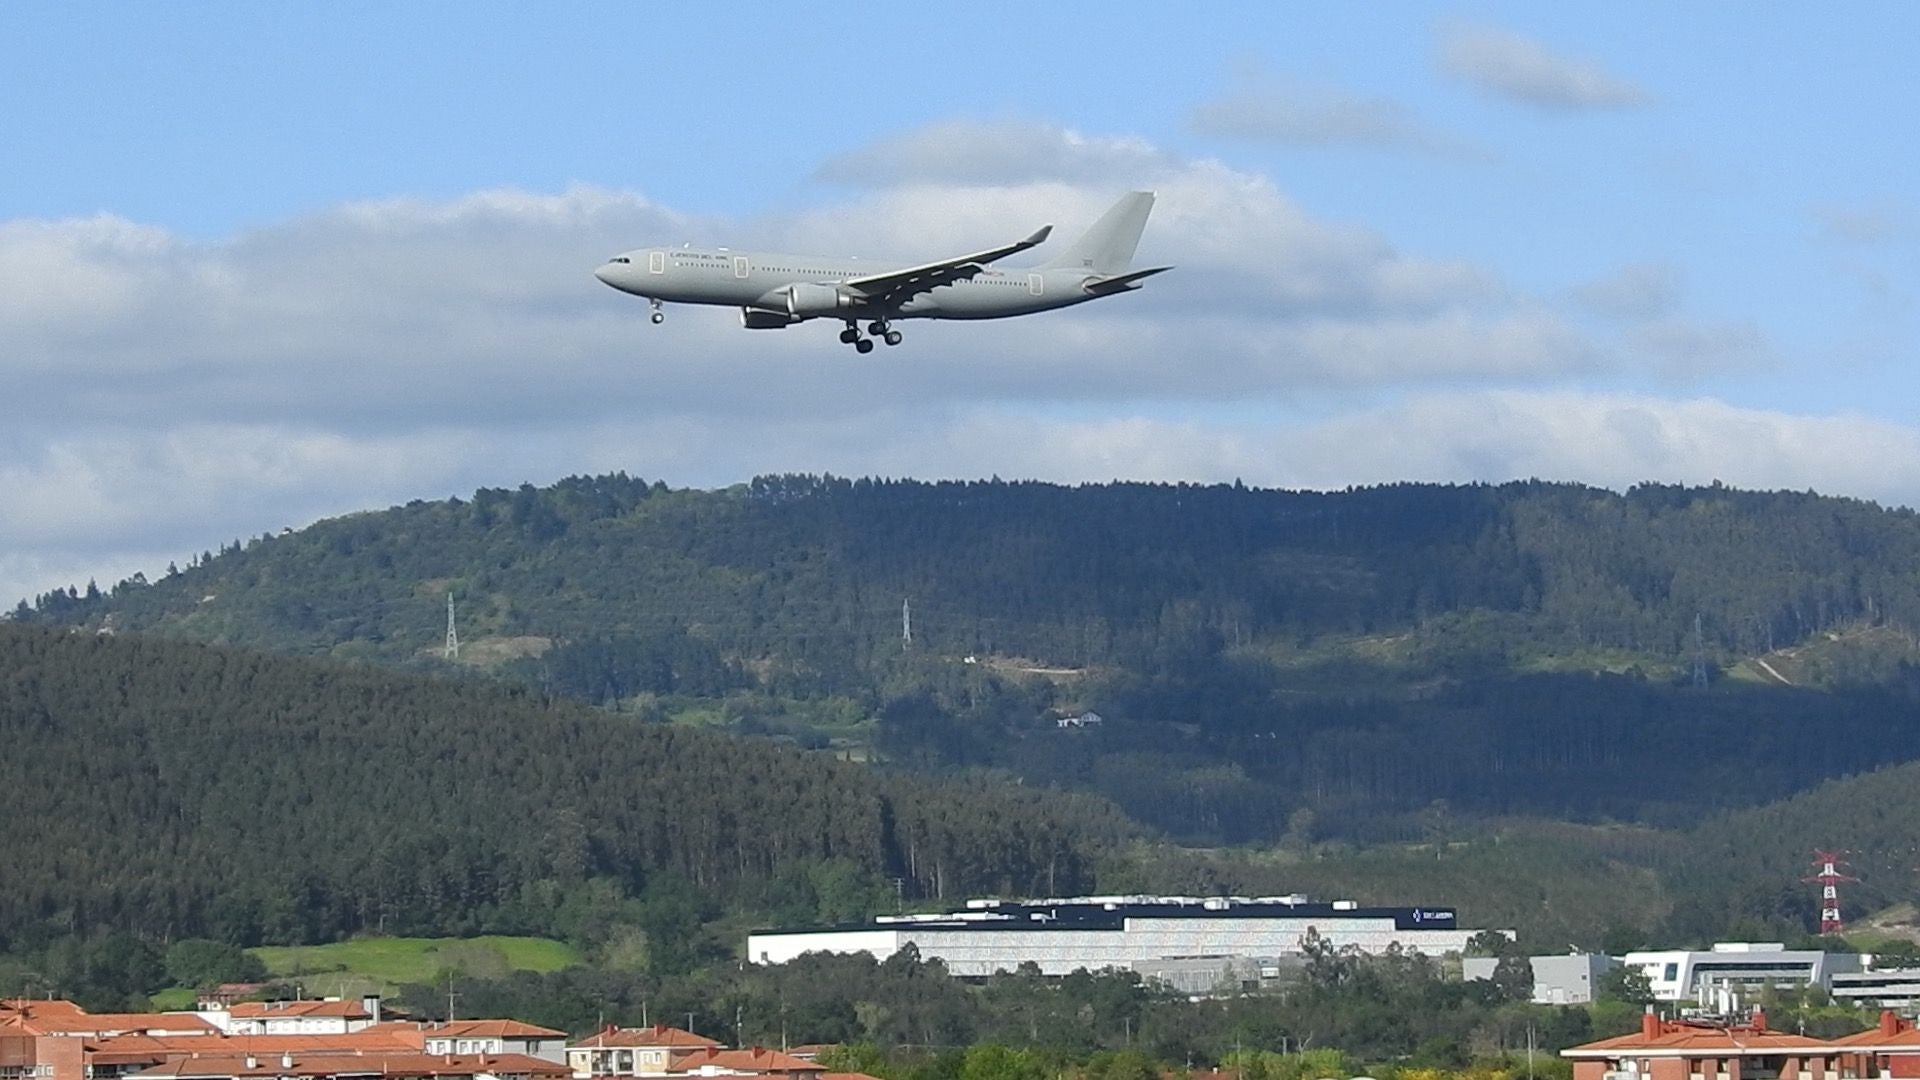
[[649, 298, 664, 324], [841, 319, 902, 352]]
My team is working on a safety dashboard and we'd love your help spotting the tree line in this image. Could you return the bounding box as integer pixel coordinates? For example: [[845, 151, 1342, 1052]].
[[21, 475, 1920, 679], [382, 938, 1868, 1069], [0, 626, 1130, 973]]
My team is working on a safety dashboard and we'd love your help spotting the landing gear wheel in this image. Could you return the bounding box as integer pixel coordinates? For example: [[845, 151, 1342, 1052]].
[[883, 330, 903, 346], [867, 321, 888, 336], [650, 311, 664, 325], [854, 338, 875, 354], [839, 326, 859, 344]]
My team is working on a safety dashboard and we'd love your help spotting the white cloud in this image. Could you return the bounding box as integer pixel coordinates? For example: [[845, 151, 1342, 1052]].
[[0, 426, 484, 551], [813, 120, 1175, 188], [1275, 392, 1920, 503], [1566, 265, 1767, 378], [837, 393, 1920, 509], [0, 122, 1846, 608], [0, 215, 176, 331], [1438, 23, 1648, 109], [1570, 262, 1681, 322], [1190, 82, 1482, 159], [4, 391, 1915, 607], [1134, 160, 1505, 316], [0, 137, 1571, 436], [573, 393, 1920, 510], [1626, 317, 1770, 379]]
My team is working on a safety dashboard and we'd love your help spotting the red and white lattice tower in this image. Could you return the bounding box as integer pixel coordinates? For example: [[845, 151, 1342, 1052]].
[[1802, 850, 1858, 934]]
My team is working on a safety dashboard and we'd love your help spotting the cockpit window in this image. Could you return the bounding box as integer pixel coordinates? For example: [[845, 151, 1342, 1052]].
[[609, 256, 631, 264]]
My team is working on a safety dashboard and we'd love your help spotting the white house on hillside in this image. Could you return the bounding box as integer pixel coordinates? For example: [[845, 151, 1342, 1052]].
[[202, 999, 381, 1036]]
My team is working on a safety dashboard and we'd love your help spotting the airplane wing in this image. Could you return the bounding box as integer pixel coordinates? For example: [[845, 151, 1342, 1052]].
[[843, 225, 1053, 304]]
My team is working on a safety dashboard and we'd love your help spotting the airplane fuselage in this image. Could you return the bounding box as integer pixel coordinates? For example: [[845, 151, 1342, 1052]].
[[594, 247, 1106, 321]]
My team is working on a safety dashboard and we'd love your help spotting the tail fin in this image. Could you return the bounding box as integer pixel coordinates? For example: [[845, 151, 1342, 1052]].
[[1039, 191, 1155, 274]]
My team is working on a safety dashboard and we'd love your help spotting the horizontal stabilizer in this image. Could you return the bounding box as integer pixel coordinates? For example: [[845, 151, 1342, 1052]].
[[1083, 265, 1173, 295]]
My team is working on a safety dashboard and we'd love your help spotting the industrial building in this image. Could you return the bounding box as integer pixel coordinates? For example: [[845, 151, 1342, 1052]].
[[1463, 952, 1618, 1005], [745, 894, 1488, 981], [1620, 942, 1865, 1008], [1830, 968, 1920, 1010]]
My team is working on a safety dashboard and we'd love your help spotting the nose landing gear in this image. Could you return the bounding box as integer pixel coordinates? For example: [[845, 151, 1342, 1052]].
[[649, 298, 664, 325]]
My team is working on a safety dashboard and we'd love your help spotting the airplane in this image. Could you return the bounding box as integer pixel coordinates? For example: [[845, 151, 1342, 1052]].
[[593, 191, 1170, 352]]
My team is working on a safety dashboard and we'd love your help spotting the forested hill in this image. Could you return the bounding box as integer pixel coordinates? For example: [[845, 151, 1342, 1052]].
[[20, 475, 1920, 846], [1667, 759, 1920, 937], [0, 625, 1129, 948], [19, 475, 1920, 680], [3, 622, 1915, 960]]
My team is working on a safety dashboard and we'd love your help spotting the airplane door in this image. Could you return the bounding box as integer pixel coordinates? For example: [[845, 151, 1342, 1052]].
[[734, 256, 750, 279], [1028, 273, 1044, 296], [648, 251, 665, 274]]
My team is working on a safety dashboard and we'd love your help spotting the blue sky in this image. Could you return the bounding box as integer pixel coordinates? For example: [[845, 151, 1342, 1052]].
[[2, 3, 1918, 605]]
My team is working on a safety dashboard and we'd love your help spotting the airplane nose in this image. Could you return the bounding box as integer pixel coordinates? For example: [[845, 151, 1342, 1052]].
[[594, 263, 617, 286]]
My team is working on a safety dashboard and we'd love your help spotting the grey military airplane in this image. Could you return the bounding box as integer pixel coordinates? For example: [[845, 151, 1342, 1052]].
[[593, 191, 1169, 352]]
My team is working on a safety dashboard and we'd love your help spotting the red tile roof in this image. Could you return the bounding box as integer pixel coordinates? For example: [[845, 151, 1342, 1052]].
[[362, 1021, 563, 1048], [1831, 1011, 1919, 1049], [1835, 1031, 1920, 1049], [1564, 1015, 1837, 1058], [572, 1026, 721, 1050], [0, 1000, 88, 1020], [229, 1002, 371, 1020], [219, 1036, 423, 1053], [421, 1022, 565, 1040], [126, 1051, 569, 1080], [668, 1048, 821, 1074], [4, 1012, 216, 1037], [84, 1031, 421, 1066]]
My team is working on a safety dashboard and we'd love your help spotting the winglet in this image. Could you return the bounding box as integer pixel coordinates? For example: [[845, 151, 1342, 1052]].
[[999, 224, 1052, 261]]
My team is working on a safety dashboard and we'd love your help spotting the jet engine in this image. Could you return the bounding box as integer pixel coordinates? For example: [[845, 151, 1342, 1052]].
[[784, 282, 854, 316], [740, 308, 801, 330]]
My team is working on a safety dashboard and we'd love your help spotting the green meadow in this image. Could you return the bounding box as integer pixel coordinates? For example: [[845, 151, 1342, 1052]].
[[248, 936, 582, 998]]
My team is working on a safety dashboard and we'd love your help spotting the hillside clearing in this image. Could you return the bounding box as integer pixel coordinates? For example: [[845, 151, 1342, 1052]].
[[249, 936, 581, 997]]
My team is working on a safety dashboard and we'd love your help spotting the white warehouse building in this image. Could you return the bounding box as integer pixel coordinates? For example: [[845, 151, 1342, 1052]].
[[746, 895, 1488, 979], [1621, 942, 1865, 1008]]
